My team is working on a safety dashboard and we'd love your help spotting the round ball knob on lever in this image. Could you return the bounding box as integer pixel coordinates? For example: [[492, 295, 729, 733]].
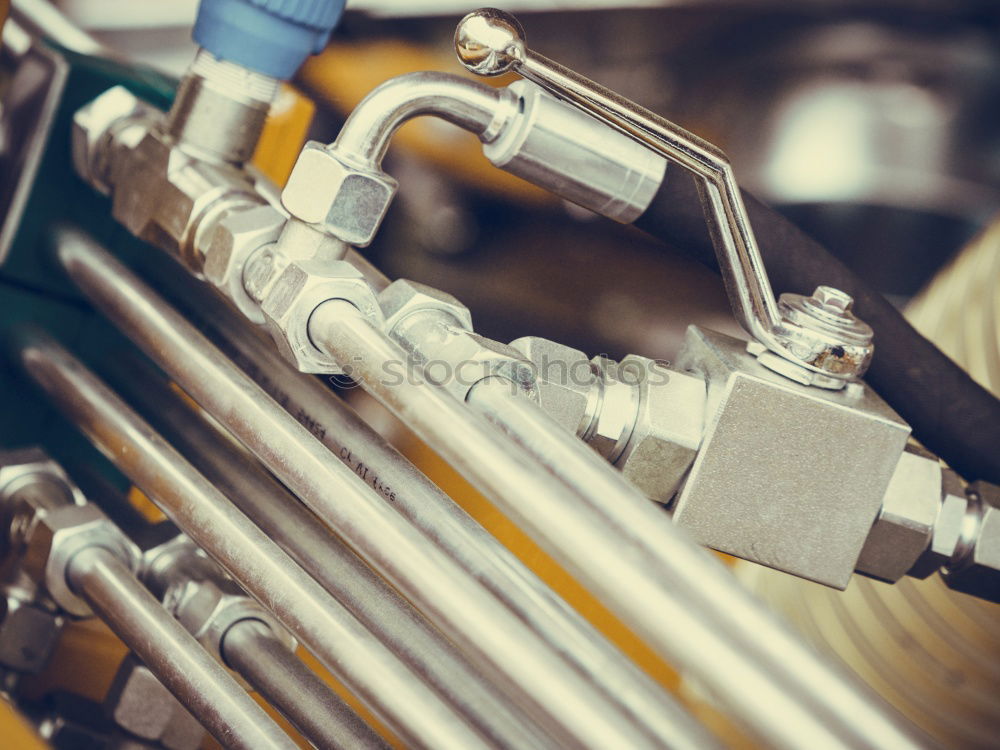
[[454, 8, 526, 76]]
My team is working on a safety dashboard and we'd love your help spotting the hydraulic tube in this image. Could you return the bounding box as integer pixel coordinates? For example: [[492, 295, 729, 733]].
[[17, 336, 493, 750], [159, 255, 719, 750], [53, 231, 671, 749], [110, 359, 549, 750], [65, 546, 296, 750], [221, 619, 387, 750], [306, 299, 935, 750]]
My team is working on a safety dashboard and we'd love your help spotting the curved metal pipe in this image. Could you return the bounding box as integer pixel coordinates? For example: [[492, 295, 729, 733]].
[[332, 71, 509, 166]]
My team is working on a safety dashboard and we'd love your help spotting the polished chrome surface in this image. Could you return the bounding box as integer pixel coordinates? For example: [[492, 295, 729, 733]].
[[64, 545, 295, 750], [174, 276, 711, 750], [54, 232, 679, 750], [20, 331, 489, 750], [309, 298, 931, 749], [222, 619, 389, 750], [334, 72, 504, 167], [125, 367, 549, 750], [482, 80, 666, 223], [454, 8, 871, 384], [463, 376, 930, 750]]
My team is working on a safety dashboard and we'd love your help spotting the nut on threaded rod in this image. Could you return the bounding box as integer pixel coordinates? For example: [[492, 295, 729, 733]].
[[454, 8, 526, 76]]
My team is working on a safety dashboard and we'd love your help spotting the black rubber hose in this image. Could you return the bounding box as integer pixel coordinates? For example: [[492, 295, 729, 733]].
[[635, 171, 1000, 485]]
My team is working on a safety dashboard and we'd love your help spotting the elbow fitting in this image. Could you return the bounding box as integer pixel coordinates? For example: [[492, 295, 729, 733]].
[[281, 72, 667, 247]]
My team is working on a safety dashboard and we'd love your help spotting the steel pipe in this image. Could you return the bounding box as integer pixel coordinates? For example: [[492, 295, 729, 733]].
[[308, 300, 934, 750], [222, 619, 387, 750], [54, 231, 670, 749], [165, 264, 717, 750], [18, 335, 491, 750], [111, 360, 549, 750], [64, 546, 295, 750], [332, 72, 505, 166]]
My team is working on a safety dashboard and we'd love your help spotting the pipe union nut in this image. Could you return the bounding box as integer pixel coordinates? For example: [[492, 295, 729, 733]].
[[0, 595, 63, 674], [944, 481, 1000, 603], [509, 337, 595, 436], [105, 654, 204, 746], [855, 450, 941, 582], [203, 204, 286, 323], [168, 579, 295, 668], [260, 258, 384, 373], [393, 317, 537, 402], [281, 142, 398, 247], [910, 470, 971, 578], [0, 448, 83, 509], [72, 86, 154, 194], [614, 356, 705, 504], [22, 504, 140, 617], [378, 279, 473, 337]]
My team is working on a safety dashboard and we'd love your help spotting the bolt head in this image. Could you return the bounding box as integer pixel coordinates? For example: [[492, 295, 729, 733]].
[[281, 143, 397, 247], [810, 285, 854, 314]]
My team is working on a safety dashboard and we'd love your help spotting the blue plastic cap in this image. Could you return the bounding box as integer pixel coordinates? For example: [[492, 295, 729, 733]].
[[194, 0, 346, 80]]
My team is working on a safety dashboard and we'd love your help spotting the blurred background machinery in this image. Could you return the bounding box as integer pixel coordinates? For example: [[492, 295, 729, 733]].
[[1, 1, 999, 748]]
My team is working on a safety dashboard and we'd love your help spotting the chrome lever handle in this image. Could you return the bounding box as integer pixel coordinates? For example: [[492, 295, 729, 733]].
[[454, 8, 873, 387]]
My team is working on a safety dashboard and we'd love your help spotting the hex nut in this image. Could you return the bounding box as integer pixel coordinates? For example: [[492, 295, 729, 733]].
[[613, 356, 705, 504], [379, 279, 473, 337], [259, 258, 384, 373], [72, 86, 152, 193], [510, 337, 595, 435], [585, 356, 640, 463], [21, 504, 140, 617], [855, 450, 941, 582], [104, 654, 206, 749], [0, 595, 62, 673], [203, 204, 286, 323], [105, 655, 176, 741], [0, 448, 80, 506], [168, 578, 294, 664], [392, 314, 537, 401], [944, 481, 1000, 603], [909, 469, 968, 579], [281, 142, 399, 247]]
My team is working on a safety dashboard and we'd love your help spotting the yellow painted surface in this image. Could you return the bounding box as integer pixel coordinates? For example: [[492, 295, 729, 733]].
[[0, 698, 47, 750], [252, 84, 316, 186]]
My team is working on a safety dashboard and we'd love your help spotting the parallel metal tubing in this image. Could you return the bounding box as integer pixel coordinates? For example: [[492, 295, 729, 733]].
[[309, 301, 934, 750], [65, 546, 295, 750], [222, 620, 388, 750], [121, 367, 548, 750], [173, 265, 718, 750], [55, 233, 665, 750], [467, 377, 936, 750], [20, 336, 490, 750]]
